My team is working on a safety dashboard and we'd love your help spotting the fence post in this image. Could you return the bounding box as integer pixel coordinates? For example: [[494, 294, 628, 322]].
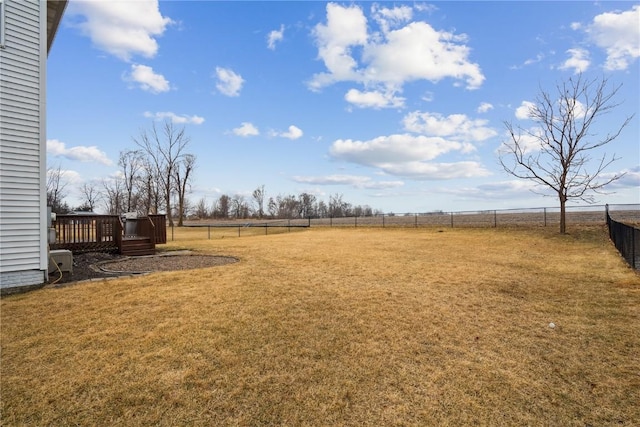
[[208, 225, 211, 240], [606, 204, 613, 239], [238, 226, 241, 237], [382, 214, 385, 228], [544, 208, 547, 227], [171, 224, 174, 241], [633, 227, 637, 270], [494, 210, 497, 228], [450, 212, 454, 228], [308, 217, 311, 227], [415, 213, 418, 228]]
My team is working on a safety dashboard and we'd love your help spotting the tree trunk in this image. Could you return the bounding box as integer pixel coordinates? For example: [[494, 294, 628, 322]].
[[166, 186, 174, 227], [177, 199, 184, 226], [559, 195, 567, 234]]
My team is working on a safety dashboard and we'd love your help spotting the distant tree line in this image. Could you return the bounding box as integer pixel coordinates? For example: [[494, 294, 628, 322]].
[[191, 189, 380, 221]]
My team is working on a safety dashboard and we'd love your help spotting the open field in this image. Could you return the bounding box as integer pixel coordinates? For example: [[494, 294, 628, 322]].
[[180, 205, 638, 231], [2, 226, 639, 425]]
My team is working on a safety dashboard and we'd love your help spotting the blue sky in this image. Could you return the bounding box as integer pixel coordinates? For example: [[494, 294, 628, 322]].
[[47, 1, 639, 214]]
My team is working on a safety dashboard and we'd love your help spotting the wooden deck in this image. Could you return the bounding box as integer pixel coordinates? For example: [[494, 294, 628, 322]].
[[51, 214, 166, 255]]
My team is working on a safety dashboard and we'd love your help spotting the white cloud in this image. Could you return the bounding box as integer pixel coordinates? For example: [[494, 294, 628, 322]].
[[328, 125, 493, 180], [363, 22, 484, 89], [477, 102, 494, 113], [233, 122, 260, 137], [344, 88, 404, 109], [330, 134, 461, 165], [441, 179, 548, 200], [47, 168, 83, 187], [498, 129, 544, 156], [422, 91, 434, 102], [362, 180, 405, 190], [310, 3, 368, 90], [476, 180, 543, 196], [403, 111, 497, 144], [586, 5, 640, 71], [143, 111, 204, 125], [47, 139, 113, 166], [292, 174, 404, 189], [524, 53, 545, 66], [276, 125, 304, 140], [509, 53, 545, 70], [267, 24, 285, 50], [309, 3, 485, 105], [377, 161, 491, 180], [559, 48, 590, 73], [558, 97, 588, 118], [605, 166, 640, 188], [215, 67, 244, 97], [371, 4, 413, 34], [124, 64, 170, 93], [515, 101, 535, 120], [68, 0, 173, 61]]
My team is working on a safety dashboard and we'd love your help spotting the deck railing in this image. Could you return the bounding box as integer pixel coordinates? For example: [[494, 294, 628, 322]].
[[51, 214, 166, 252], [148, 214, 167, 244]]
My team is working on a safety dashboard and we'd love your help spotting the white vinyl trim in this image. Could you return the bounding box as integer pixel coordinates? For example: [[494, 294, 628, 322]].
[[0, 0, 6, 48], [39, 0, 47, 272]]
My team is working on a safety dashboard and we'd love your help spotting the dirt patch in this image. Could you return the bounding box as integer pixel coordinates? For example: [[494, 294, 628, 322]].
[[46, 252, 238, 287]]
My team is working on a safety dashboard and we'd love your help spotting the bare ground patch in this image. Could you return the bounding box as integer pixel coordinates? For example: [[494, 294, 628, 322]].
[[46, 252, 238, 286]]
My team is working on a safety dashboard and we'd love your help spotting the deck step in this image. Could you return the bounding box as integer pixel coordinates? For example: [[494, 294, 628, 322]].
[[120, 237, 155, 256]]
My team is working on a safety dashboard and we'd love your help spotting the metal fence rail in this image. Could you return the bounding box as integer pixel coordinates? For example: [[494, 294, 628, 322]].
[[176, 221, 309, 240], [183, 204, 638, 230], [606, 205, 639, 270], [304, 204, 637, 229]]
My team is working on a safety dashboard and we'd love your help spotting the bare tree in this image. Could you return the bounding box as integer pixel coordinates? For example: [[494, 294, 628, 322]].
[[500, 74, 633, 233], [78, 182, 102, 212], [176, 196, 194, 221], [46, 165, 70, 213], [274, 194, 299, 218], [214, 194, 230, 219], [118, 149, 144, 213], [101, 177, 125, 215], [252, 185, 266, 219], [173, 154, 196, 226], [298, 192, 316, 218], [231, 194, 249, 219], [316, 200, 328, 218], [194, 197, 209, 219], [265, 197, 276, 218], [138, 157, 161, 215], [134, 120, 191, 227], [329, 193, 348, 217]]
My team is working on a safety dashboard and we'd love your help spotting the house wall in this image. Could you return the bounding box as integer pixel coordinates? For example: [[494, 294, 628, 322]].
[[0, 0, 48, 290]]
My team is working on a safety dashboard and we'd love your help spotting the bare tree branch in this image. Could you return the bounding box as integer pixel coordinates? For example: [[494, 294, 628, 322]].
[[499, 74, 633, 233], [133, 120, 192, 226]]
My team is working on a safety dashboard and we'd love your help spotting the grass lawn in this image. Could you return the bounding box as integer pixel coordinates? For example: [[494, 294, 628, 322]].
[[2, 226, 639, 426]]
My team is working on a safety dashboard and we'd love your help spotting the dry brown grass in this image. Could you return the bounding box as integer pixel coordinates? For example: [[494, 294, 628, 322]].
[[2, 226, 639, 426]]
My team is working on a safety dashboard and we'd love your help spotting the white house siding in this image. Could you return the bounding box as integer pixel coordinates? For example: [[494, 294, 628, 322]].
[[0, 0, 48, 290]]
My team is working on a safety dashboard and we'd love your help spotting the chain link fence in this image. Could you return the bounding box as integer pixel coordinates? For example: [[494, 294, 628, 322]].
[[178, 204, 638, 238], [606, 205, 639, 270], [302, 204, 638, 229]]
